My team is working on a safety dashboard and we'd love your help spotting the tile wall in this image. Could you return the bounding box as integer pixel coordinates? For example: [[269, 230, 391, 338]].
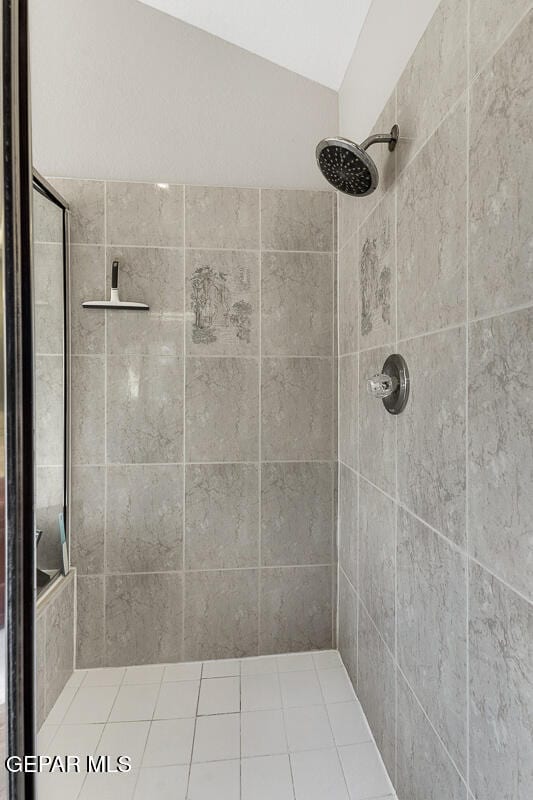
[[337, 2, 533, 799], [54, 178, 336, 668]]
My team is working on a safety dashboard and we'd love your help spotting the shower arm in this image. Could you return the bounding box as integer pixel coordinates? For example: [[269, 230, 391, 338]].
[[360, 124, 399, 153]]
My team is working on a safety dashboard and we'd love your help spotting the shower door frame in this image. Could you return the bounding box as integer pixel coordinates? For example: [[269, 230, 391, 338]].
[[2, 0, 36, 797]]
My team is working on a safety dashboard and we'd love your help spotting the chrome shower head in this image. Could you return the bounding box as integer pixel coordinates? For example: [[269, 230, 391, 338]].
[[316, 125, 399, 197]]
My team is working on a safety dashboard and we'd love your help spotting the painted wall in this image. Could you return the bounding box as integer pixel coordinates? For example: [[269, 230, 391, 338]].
[[337, 1, 533, 799], [57, 177, 336, 668], [29, 0, 337, 190]]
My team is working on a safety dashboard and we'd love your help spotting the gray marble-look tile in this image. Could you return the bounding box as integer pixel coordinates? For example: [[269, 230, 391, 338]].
[[106, 181, 183, 247], [337, 192, 359, 250], [186, 249, 259, 356], [469, 563, 532, 800], [71, 356, 105, 466], [36, 613, 46, 727], [338, 235, 358, 356], [33, 243, 64, 355], [35, 355, 64, 466], [76, 575, 105, 669], [396, 672, 467, 800], [397, 100, 467, 339], [397, 508, 467, 774], [184, 569, 259, 660], [469, 11, 533, 318], [359, 191, 395, 349], [45, 574, 75, 713], [261, 357, 333, 461], [338, 569, 357, 689], [70, 245, 105, 355], [106, 573, 182, 666], [470, 0, 531, 78], [185, 186, 259, 250], [186, 357, 258, 462], [358, 89, 397, 221], [338, 463, 357, 589], [357, 602, 396, 780], [358, 346, 396, 495], [70, 466, 105, 575], [106, 356, 183, 464], [261, 251, 333, 356], [52, 179, 105, 244], [185, 463, 259, 569], [359, 479, 395, 652], [106, 465, 183, 573], [261, 462, 333, 566], [35, 466, 63, 571], [107, 247, 184, 356], [397, 327, 466, 545], [33, 186, 63, 243], [469, 308, 533, 601], [397, 0, 467, 172], [339, 354, 357, 471], [259, 566, 333, 654], [261, 189, 333, 252]]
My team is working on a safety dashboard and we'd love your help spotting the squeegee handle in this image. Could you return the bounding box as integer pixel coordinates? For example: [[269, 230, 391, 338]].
[[112, 260, 119, 290]]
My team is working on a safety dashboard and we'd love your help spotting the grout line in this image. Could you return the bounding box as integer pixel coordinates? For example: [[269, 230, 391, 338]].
[[103, 180, 108, 667], [258, 188, 263, 656], [465, 1, 471, 786], [181, 184, 187, 660], [393, 102, 399, 790]]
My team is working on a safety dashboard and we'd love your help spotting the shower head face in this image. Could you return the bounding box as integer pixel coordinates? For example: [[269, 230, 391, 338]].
[[316, 137, 379, 197]]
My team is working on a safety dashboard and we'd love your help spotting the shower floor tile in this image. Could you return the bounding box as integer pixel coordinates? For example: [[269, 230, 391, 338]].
[[38, 650, 397, 800]]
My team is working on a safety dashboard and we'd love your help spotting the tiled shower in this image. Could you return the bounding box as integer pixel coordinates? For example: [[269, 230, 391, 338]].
[[32, 0, 532, 798]]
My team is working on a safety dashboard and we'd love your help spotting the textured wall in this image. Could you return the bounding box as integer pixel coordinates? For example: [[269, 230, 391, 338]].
[[337, 2, 533, 799], [29, 0, 337, 190], [36, 571, 75, 728], [57, 177, 337, 668]]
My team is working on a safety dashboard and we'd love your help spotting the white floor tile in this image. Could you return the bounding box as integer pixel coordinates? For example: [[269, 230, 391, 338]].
[[241, 656, 278, 675], [164, 662, 202, 682], [313, 650, 342, 670], [95, 721, 150, 768], [134, 764, 188, 799], [327, 702, 371, 747], [276, 653, 314, 673], [284, 705, 334, 752], [142, 718, 195, 767], [188, 759, 240, 800], [338, 742, 394, 800], [83, 668, 125, 687], [241, 754, 294, 800], [108, 684, 159, 722], [290, 748, 349, 800], [45, 687, 77, 725], [63, 686, 119, 725], [154, 680, 200, 719], [241, 709, 287, 757], [46, 723, 104, 767], [279, 671, 323, 708], [123, 664, 164, 684], [66, 670, 87, 689], [198, 676, 240, 715], [202, 659, 240, 678], [318, 668, 354, 704], [241, 673, 281, 711], [78, 769, 138, 800], [37, 770, 86, 800], [192, 714, 240, 763], [37, 724, 59, 752]]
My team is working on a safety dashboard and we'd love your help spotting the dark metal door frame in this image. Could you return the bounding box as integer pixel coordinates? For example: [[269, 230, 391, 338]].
[[2, 0, 36, 797]]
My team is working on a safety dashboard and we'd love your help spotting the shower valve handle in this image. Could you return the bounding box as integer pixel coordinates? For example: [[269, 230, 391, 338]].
[[366, 373, 399, 399]]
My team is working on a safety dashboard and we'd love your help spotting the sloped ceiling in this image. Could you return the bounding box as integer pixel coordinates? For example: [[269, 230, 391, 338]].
[[138, 0, 372, 89]]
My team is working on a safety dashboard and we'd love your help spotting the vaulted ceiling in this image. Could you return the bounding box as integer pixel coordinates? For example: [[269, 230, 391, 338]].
[[138, 0, 372, 89]]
